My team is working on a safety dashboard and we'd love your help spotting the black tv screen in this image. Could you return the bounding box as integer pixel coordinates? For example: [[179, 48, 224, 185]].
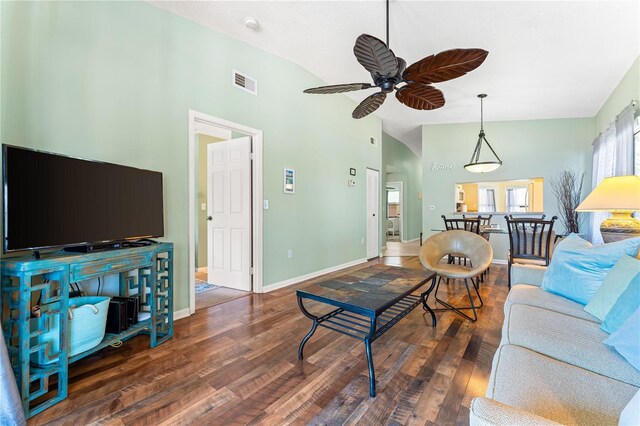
[[2, 145, 164, 252]]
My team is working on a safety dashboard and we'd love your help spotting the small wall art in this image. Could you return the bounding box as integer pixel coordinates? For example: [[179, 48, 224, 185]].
[[283, 168, 295, 194]]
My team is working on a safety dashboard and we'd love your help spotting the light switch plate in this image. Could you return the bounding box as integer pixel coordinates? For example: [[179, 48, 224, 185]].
[[201, 203, 207, 211], [263, 199, 269, 209]]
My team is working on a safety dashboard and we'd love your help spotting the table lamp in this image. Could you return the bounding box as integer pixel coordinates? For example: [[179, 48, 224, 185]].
[[576, 175, 640, 243]]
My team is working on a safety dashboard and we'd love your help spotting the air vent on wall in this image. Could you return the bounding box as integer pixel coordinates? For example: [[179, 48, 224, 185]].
[[232, 70, 258, 95]]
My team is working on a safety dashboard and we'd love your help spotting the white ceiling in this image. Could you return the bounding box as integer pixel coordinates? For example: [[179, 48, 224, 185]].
[[149, 1, 640, 155]]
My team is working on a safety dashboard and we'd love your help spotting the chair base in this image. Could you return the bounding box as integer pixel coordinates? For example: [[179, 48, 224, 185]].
[[427, 276, 483, 322]]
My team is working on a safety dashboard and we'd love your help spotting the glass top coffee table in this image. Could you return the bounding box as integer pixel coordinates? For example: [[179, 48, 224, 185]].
[[296, 264, 437, 397]]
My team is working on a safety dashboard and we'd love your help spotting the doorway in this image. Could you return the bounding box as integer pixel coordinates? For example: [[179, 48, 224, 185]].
[[386, 181, 403, 242], [188, 110, 264, 315], [366, 168, 380, 259]]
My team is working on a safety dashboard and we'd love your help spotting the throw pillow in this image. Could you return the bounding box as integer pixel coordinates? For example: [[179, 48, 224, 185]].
[[541, 234, 640, 305], [604, 307, 640, 372], [584, 255, 640, 321], [601, 273, 640, 334]]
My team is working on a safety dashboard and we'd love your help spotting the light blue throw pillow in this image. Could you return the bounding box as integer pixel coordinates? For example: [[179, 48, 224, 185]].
[[604, 307, 640, 372], [584, 255, 640, 321], [541, 234, 640, 305], [602, 273, 640, 334]]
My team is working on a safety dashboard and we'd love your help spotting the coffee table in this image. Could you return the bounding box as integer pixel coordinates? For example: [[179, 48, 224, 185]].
[[296, 264, 436, 397]]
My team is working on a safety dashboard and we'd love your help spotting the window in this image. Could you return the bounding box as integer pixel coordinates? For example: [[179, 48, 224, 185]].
[[478, 188, 496, 211], [506, 187, 529, 212]]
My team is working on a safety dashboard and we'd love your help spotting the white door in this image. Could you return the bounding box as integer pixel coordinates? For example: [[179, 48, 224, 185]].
[[366, 168, 380, 259], [207, 136, 252, 291]]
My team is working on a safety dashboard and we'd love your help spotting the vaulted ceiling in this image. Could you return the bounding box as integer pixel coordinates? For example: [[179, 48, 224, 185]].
[[149, 1, 640, 155]]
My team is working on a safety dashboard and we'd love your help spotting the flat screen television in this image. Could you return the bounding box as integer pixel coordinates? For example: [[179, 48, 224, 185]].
[[2, 145, 164, 253]]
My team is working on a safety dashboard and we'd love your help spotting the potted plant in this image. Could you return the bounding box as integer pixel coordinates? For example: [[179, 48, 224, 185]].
[[551, 169, 585, 234]]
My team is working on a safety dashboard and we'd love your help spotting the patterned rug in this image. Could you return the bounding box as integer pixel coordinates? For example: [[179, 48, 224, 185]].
[[195, 279, 220, 294]]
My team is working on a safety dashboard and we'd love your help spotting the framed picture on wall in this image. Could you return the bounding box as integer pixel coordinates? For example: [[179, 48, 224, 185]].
[[284, 168, 295, 194]]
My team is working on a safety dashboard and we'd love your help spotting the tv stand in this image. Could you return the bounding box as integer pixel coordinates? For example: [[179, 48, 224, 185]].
[[1, 243, 173, 418]]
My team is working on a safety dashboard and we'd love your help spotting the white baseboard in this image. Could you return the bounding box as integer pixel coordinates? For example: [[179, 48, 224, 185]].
[[401, 237, 419, 243], [173, 308, 191, 321], [263, 258, 368, 293], [491, 259, 508, 265]]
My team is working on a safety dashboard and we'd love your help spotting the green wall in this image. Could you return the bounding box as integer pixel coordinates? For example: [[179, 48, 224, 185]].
[[422, 118, 595, 261], [1, 1, 382, 310], [381, 132, 422, 243], [595, 56, 640, 133]]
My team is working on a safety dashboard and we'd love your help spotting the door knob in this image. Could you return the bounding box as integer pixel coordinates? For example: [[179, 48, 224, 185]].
[[207, 216, 213, 221]]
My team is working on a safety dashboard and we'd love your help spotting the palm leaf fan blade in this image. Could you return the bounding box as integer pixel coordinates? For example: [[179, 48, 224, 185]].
[[403, 49, 488, 84], [352, 92, 387, 119], [353, 34, 399, 77], [304, 83, 373, 94], [395, 84, 444, 110]]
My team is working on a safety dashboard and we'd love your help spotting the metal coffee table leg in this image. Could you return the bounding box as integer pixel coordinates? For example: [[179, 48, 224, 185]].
[[297, 297, 318, 360]]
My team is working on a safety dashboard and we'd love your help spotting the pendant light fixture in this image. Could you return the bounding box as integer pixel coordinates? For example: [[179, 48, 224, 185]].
[[464, 94, 502, 173]]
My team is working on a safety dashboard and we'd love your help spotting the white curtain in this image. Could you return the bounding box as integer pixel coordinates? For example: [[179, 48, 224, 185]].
[[478, 188, 496, 211], [588, 105, 636, 244]]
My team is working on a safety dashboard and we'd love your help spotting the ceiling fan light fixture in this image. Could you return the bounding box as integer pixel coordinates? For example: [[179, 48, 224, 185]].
[[302, 0, 488, 119], [465, 94, 502, 174]]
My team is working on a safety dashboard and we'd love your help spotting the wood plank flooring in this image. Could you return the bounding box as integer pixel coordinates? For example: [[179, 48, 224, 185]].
[[29, 257, 508, 426]]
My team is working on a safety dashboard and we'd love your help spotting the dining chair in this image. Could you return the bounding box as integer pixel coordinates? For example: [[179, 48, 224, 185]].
[[463, 214, 493, 228], [506, 214, 546, 220], [440, 215, 483, 283], [464, 214, 493, 280], [505, 215, 558, 288]]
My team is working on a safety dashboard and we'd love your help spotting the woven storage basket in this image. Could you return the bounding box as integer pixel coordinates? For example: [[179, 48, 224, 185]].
[[32, 296, 110, 365]]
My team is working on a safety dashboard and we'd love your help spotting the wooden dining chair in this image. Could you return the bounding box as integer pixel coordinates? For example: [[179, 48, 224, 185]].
[[463, 214, 493, 280], [440, 216, 482, 283], [442, 215, 481, 235], [505, 215, 558, 288]]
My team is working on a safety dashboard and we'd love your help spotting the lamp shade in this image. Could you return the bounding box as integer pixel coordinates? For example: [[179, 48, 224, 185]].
[[576, 175, 640, 212], [464, 161, 502, 173]]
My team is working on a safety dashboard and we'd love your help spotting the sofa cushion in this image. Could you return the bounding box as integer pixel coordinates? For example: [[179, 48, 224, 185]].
[[505, 284, 599, 323], [541, 234, 640, 305], [584, 254, 640, 321], [487, 344, 638, 426], [503, 304, 640, 387], [511, 264, 547, 287]]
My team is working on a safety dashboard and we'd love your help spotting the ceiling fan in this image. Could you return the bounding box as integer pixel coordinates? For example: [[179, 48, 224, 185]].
[[303, 1, 489, 119]]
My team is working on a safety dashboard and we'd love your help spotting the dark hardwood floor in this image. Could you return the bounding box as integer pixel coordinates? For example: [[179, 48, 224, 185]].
[[29, 257, 508, 426]]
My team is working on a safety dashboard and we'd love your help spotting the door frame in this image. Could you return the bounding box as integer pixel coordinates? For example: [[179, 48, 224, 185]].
[[366, 167, 380, 259], [188, 110, 264, 315], [387, 181, 403, 242]]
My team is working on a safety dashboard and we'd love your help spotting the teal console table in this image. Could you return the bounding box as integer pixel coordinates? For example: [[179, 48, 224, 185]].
[[0, 243, 173, 418]]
